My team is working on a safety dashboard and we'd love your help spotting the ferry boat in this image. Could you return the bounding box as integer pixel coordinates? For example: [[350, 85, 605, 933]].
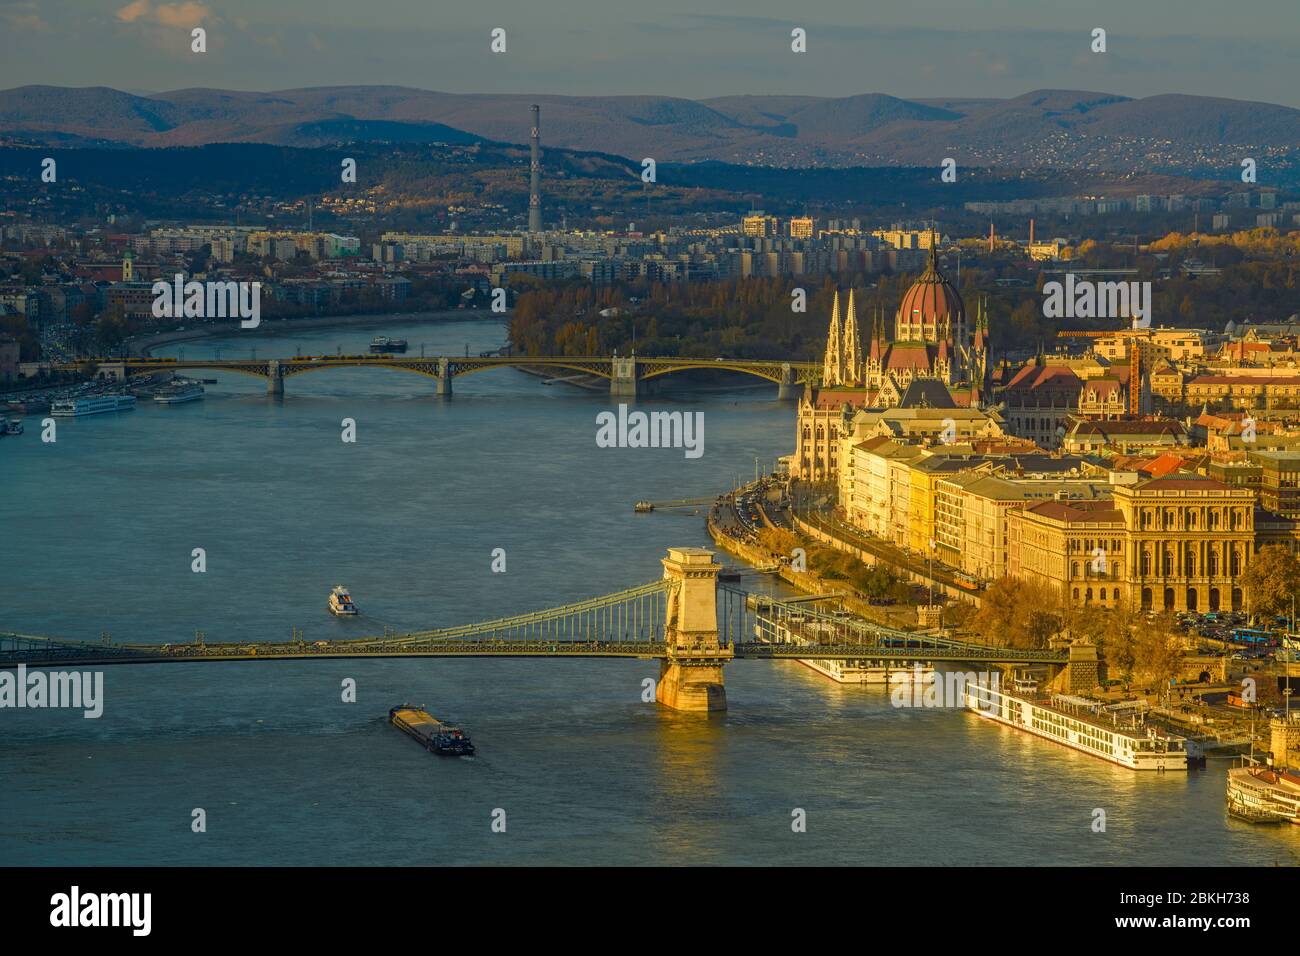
[[965, 680, 1195, 771], [327, 585, 358, 616], [369, 336, 408, 353], [49, 394, 136, 417], [1225, 764, 1300, 824], [154, 380, 205, 404], [389, 705, 475, 756], [759, 615, 934, 685]]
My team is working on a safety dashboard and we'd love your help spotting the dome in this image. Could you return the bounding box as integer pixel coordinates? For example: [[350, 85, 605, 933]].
[[895, 245, 964, 342]]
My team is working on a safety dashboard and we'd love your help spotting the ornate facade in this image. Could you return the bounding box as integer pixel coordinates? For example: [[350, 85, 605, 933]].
[[794, 245, 992, 480]]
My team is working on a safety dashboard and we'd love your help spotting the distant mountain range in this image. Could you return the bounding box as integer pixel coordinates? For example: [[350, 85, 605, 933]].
[[3, 85, 1299, 176]]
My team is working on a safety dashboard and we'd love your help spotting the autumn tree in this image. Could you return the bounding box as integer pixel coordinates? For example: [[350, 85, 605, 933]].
[[1240, 544, 1300, 621], [972, 576, 1064, 649]]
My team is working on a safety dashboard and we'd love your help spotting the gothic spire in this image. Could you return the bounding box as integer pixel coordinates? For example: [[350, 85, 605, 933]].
[[821, 290, 842, 386], [841, 289, 861, 386]]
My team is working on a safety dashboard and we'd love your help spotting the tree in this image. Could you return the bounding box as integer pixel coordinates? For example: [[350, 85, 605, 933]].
[[1132, 622, 1185, 696], [972, 576, 1064, 649], [1239, 544, 1300, 620]]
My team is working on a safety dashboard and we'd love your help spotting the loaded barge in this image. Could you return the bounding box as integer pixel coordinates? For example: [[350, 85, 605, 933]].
[[389, 704, 475, 756]]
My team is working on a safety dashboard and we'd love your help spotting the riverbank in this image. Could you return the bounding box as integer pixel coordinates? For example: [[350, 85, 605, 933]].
[[128, 309, 496, 357]]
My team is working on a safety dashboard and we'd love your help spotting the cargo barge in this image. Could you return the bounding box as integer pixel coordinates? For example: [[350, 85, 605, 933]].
[[389, 704, 475, 755]]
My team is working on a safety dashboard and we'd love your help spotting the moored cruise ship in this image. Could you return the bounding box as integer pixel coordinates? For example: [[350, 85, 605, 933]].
[[1225, 764, 1300, 824], [759, 615, 934, 685], [965, 680, 1195, 771], [50, 394, 137, 417]]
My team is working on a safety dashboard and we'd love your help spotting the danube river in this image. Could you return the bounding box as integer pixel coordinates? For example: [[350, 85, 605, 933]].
[[2, 315, 1297, 865]]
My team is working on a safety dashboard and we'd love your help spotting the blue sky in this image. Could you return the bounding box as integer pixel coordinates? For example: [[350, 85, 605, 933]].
[[1, 0, 1297, 107]]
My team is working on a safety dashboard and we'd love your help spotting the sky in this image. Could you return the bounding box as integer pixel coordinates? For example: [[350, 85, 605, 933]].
[[1, 0, 1297, 107]]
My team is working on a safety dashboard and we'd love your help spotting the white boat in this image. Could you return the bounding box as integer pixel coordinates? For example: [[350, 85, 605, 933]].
[[757, 615, 933, 684], [50, 394, 137, 417], [328, 585, 358, 616], [965, 680, 1195, 771], [2, 419, 21, 435], [154, 381, 205, 404], [1225, 765, 1300, 824]]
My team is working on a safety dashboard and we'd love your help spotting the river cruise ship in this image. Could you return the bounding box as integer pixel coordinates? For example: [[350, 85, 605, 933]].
[[50, 394, 137, 417], [965, 680, 1195, 770], [758, 615, 933, 685], [1225, 765, 1300, 824]]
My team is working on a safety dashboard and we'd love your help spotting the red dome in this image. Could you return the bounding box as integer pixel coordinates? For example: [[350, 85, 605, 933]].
[[895, 248, 964, 339]]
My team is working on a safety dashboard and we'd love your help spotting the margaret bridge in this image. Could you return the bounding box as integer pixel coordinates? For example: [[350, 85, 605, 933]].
[[83, 354, 822, 399], [1, 548, 1079, 712]]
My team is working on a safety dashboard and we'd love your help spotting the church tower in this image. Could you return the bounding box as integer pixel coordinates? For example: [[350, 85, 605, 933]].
[[841, 289, 862, 386], [821, 290, 842, 386]]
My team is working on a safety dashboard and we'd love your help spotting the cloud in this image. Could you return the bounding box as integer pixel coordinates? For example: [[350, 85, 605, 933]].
[[155, 2, 209, 27], [114, 1, 210, 27], [115, 0, 150, 23]]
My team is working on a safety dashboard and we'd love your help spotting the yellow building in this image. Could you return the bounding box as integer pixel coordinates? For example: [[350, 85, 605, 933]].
[[1009, 474, 1254, 612], [1009, 497, 1128, 607]]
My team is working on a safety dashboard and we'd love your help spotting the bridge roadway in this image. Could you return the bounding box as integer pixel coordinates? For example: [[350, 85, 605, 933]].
[[1, 575, 1067, 669], [79, 354, 822, 398], [0, 635, 1064, 668]]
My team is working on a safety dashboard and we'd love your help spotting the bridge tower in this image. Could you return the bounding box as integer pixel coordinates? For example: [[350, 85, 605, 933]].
[[657, 547, 731, 712], [435, 357, 453, 397], [777, 362, 799, 401], [610, 355, 637, 398], [266, 359, 284, 396]]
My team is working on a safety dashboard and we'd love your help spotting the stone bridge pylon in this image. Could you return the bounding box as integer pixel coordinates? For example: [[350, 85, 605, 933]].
[[656, 547, 731, 713]]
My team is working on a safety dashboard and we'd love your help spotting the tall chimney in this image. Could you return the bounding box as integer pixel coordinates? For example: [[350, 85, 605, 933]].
[[528, 104, 542, 234], [1029, 218, 1035, 248]]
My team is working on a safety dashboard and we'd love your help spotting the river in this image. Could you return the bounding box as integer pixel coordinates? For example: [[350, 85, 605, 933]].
[[1, 315, 1296, 865]]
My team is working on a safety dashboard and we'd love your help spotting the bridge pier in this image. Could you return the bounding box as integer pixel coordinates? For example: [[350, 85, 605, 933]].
[[777, 362, 799, 401], [435, 358, 453, 397], [657, 547, 730, 713], [266, 360, 284, 396], [610, 356, 637, 398]]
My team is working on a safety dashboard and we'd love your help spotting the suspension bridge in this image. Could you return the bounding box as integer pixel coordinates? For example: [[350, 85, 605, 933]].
[[78, 354, 820, 399], [1, 548, 1073, 711]]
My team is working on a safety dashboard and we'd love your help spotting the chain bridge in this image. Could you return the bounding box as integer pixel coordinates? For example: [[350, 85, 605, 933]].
[[1, 548, 1070, 711]]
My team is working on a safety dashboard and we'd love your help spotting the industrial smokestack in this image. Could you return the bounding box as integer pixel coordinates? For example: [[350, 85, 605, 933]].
[[528, 104, 542, 234]]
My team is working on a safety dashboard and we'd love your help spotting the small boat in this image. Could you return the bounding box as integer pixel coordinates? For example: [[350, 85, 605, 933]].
[[328, 585, 358, 616], [154, 380, 205, 404], [634, 501, 654, 513], [389, 704, 475, 756], [2, 419, 20, 435]]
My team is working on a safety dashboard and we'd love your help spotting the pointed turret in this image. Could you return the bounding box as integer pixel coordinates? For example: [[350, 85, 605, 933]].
[[868, 304, 882, 361], [821, 290, 842, 386], [841, 289, 861, 386]]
